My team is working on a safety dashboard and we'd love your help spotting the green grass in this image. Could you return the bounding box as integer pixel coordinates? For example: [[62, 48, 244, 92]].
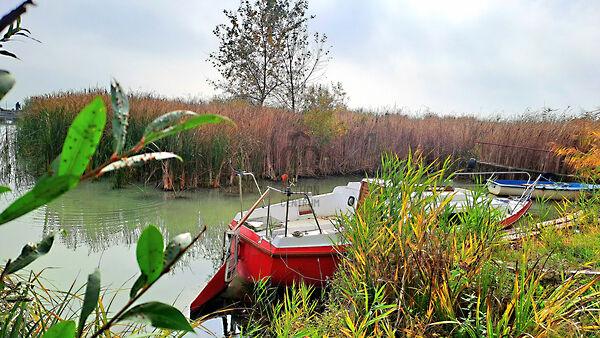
[[239, 155, 600, 337]]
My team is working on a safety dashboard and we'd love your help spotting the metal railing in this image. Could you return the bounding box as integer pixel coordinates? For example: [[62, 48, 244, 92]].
[[235, 170, 262, 219], [454, 170, 538, 214], [232, 185, 321, 237]]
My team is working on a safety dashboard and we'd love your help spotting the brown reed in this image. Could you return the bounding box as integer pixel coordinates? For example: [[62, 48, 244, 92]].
[[17, 90, 597, 189]]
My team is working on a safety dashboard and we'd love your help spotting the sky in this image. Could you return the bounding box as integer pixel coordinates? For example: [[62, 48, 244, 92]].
[[1, 0, 599, 116]]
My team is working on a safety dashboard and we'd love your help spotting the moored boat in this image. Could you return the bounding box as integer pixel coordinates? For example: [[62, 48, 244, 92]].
[[190, 178, 532, 318], [488, 179, 600, 200]]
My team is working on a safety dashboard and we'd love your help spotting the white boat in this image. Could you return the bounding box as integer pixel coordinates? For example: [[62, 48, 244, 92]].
[[488, 179, 600, 200]]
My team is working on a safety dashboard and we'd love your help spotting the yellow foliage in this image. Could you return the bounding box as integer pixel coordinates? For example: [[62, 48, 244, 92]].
[[302, 108, 347, 144], [553, 126, 600, 180]]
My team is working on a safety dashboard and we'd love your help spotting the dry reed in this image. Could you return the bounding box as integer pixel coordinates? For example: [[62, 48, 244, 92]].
[[16, 90, 598, 189]]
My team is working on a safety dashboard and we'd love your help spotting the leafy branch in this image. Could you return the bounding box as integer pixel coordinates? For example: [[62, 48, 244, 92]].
[[0, 0, 38, 59], [88, 228, 206, 338], [0, 79, 234, 337]]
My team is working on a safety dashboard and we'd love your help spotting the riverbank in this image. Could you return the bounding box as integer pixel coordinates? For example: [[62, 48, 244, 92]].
[[14, 90, 598, 189], [239, 157, 600, 337]]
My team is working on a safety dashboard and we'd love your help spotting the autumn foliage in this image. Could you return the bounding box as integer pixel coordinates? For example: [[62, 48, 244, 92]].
[[553, 126, 600, 180]]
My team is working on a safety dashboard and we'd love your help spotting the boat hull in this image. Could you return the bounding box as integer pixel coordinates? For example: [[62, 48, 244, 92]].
[[488, 184, 580, 200], [486, 179, 600, 200], [190, 180, 535, 318], [189, 263, 228, 319], [235, 224, 343, 286], [499, 200, 532, 228]]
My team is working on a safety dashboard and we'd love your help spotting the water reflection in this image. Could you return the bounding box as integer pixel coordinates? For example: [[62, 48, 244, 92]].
[[37, 182, 247, 274], [36, 176, 358, 257], [0, 125, 34, 190]]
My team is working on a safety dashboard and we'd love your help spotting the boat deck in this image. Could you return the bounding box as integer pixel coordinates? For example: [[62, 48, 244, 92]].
[[244, 215, 343, 248]]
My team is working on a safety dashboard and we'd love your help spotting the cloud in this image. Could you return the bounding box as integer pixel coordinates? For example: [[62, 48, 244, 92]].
[[1, 0, 599, 115]]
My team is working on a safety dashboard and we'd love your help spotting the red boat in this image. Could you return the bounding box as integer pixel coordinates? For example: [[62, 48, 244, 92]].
[[190, 178, 532, 318]]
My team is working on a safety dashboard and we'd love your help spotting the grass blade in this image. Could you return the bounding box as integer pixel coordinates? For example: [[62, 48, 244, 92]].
[[77, 269, 100, 337]]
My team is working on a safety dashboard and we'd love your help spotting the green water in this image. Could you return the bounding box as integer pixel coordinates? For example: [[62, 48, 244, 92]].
[[0, 176, 358, 336]]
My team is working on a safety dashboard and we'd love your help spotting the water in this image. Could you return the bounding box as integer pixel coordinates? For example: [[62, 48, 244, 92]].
[[0, 172, 358, 336]]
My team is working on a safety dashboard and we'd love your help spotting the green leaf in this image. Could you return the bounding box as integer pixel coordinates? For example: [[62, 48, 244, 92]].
[[143, 111, 232, 145], [41, 320, 76, 338], [143, 110, 195, 137], [58, 97, 107, 177], [163, 233, 192, 267], [77, 269, 100, 336], [110, 79, 129, 155], [99, 152, 182, 175], [0, 175, 79, 225], [129, 274, 147, 299], [0, 186, 10, 194], [136, 225, 164, 284], [120, 302, 193, 332], [0, 70, 15, 101], [4, 234, 54, 275]]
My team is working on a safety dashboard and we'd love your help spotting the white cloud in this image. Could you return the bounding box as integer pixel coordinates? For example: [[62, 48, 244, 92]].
[[1, 0, 599, 115]]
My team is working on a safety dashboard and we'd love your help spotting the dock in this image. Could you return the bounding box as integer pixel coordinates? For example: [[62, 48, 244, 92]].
[[0, 109, 19, 124]]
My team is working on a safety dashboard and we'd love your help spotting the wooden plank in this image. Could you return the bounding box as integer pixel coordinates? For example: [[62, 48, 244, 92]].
[[502, 211, 586, 241]]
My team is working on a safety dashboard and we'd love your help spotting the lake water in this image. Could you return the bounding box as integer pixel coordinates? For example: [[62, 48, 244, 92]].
[[0, 170, 357, 336]]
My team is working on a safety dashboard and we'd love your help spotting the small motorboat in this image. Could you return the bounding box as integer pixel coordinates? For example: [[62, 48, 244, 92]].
[[488, 179, 600, 200], [190, 177, 532, 318]]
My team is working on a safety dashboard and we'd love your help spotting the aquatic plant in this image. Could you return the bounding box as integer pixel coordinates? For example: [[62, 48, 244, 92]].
[[0, 1, 37, 60]]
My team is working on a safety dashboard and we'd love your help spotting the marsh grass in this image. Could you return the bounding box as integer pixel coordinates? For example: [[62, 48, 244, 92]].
[[241, 155, 600, 337], [15, 90, 598, 189], [498, 189, 600, 272]]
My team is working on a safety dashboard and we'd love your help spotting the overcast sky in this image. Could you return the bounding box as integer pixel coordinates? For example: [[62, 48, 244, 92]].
[[1, 0, 599, 115]]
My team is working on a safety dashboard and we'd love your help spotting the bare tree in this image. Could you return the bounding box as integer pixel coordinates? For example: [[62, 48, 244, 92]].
[[275, 0, 329, 112], [210, 0, 286, 106], [210, 0, 329, 110]]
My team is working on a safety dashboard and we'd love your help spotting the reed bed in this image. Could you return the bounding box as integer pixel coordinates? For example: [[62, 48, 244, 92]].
[[15, 90, 598, 189]]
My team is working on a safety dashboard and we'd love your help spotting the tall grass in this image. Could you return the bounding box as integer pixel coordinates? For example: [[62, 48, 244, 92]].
[[14, 90, 597, 189], [241, 155, 600, 337]]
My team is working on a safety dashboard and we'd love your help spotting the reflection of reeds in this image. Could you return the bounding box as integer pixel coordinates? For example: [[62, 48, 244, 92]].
[[40, 203, 227, 271], [16, 91, 597, 188], [0, 125, 35, 189]]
